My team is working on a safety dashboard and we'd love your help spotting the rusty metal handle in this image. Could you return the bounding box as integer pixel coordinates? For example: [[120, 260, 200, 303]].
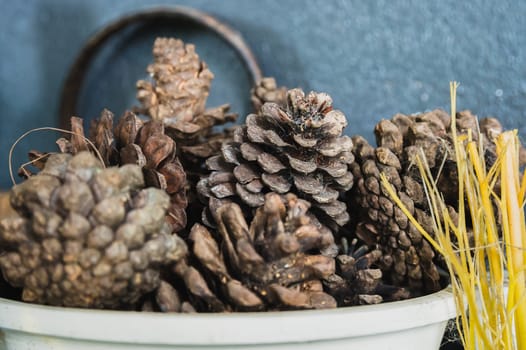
[[59, 6, 263, 129]]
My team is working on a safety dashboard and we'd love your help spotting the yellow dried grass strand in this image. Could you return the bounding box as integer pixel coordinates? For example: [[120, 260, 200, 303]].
[[467, 141, 507, 342], [498, 131, 526, 349], [499, 175, 518, 350], [380, 173, 491, 348], [453, 84, 493, 349], [467, 143, 504, 291]]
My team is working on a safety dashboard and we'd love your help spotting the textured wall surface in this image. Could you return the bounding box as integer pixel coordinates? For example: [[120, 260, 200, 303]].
[[1, 0, 525, 189]]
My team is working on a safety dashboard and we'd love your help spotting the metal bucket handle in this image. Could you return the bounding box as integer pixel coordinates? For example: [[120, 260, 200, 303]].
[[59, 6, 263, 128]]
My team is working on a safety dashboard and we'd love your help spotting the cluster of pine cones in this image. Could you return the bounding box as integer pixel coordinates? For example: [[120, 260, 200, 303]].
[[0, 37, 520, 312]]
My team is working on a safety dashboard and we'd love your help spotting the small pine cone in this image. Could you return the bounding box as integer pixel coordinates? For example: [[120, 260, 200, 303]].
[[1, 152, 187, 308], [136, 37, 236, 152], [164, 193, 338, 312], [251, 77, 287, 112], [26, 110, 188, 232], [136, 38, 213, 122], [324, 238, 410, 306], [198, 89, 355, 231], [349, 136, 442, 295], [135, 37, 237, 213]]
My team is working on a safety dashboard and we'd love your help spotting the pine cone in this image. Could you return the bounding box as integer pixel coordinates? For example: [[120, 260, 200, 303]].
[[0, 152, 187, 308], [349, 135, 442, 295], [350, 109, 524, 295], [251, 77, 287, 112], [135, 37, 236, 166], [25, 110, 188, 232], [135, 37, 237, 220], [152, 193, 338, 312], [136, 38, 213, 122], [198, 89, 355, 231]]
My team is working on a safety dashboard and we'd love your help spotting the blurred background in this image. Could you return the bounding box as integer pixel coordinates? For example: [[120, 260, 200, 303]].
[[1, 0, 525, 190]]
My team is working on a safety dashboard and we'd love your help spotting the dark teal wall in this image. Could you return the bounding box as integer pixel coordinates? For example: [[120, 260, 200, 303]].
[[1, 0, 526, 189]]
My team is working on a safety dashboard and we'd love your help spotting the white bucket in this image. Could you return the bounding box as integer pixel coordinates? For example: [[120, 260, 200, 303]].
[[0, 288, 456, 350]]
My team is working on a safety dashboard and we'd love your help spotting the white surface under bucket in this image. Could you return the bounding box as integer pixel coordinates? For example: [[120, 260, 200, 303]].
[[0, 288, 456, 350]]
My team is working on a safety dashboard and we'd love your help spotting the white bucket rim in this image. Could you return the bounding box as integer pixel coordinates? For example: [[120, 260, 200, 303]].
[[0, 288, 456, 345]]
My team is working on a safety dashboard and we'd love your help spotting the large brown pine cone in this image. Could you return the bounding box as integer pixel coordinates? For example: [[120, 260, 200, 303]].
[[25, 110, 188, 232], [150, 193, 338, 312], [250, 77, 287, 112], [197, 88, 355, 231], [1, 152, 187, 308], [350, 109, 524, 295]]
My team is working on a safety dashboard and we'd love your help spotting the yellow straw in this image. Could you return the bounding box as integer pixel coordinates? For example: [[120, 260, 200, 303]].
[[498, 132, 526, 349], [380, 82, 524, 350]]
